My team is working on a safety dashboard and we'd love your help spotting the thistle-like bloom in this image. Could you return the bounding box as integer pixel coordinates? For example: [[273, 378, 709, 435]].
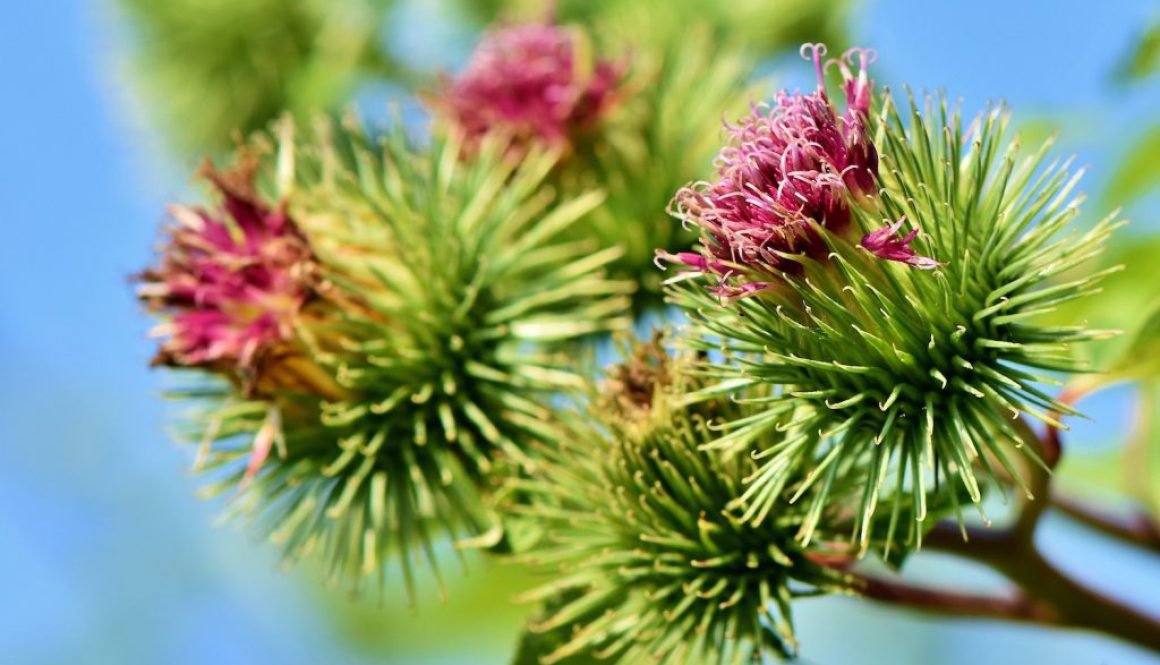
[[183, 124, 633, 594], [860, 217, 941, 269], [669, 87, 1122, 552], [660, 44, 878, 297], [137, 159, 316, 389], [430, 23, 623, 154]]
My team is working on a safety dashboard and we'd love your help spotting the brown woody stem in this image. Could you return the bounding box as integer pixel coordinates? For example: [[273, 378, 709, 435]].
[[1050, 494, 1160, 553], [848, 407, 1160, 653], [922, 522, 1160, 653], [851, 572, 1053, 624]]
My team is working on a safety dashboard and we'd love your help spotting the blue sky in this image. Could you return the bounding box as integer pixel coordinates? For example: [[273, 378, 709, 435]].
[[1, 1, 1158, 663]]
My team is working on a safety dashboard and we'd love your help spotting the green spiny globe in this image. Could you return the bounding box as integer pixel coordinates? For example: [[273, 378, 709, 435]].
[[667, 89, 1121, 552], [425, 19, 758, 314], [163, 118, 633, 597], [508, 338, 850, 664]]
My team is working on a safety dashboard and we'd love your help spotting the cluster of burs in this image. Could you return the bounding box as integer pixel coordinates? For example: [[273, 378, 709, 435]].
[[135, 15, 1117, 665]]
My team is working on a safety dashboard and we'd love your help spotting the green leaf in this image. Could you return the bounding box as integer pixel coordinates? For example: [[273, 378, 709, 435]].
[[1105, 123, 1160, 207], [1114, 19, 1160, 83], [1042, 234, 1160, 374], [1055, 382, 1160, 520], [1104, 298, 1160, 383]]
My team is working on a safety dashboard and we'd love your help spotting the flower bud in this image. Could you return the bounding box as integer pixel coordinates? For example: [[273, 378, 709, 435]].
[[428, 22, 624, 157]]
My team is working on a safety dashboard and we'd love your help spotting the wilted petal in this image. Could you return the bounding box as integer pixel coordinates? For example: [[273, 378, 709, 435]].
[[137, 161, 316, 378]]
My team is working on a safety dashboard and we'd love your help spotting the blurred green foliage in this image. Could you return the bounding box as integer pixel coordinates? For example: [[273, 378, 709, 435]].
[[117, 0, 400, 155], [1055, 383, 1160, 520], [560, 26, 762, 311], [1046, 235, 1160, 520], [1059, 272, 1160, 519], [1047, 236, 1160, 368], [1105, 124, 1160, 210], [119, 0, 852, 161], [1115, 17, 1160, 82], [1104, 299, 1160, 384], [459, 0, 850, 55], [1083, 14, 1160, 522], [304, 550, 538, 661]]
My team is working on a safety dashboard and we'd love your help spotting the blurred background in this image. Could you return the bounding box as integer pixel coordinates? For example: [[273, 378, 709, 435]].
[[2, 0, 1159, 663]]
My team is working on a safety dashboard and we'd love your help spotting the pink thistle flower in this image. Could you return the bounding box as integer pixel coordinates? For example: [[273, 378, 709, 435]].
[[860, 218, 941, 270], [659, 43, 879, 298], [137, 159, 317, 388], [429, 23, 624, 155]]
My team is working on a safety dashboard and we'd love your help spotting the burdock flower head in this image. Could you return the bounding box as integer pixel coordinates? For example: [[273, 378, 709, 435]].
[[660, 44, 936, 298], [177, 121, 633, 594], [137, 158, 317, 393], [666, 48, 1123, 554], [429, 22, 624, 155]]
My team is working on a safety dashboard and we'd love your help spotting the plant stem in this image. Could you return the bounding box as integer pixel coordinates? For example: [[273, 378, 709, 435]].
[[1051, 493, 1160, 553], [851, 411, 1160, 653], [922, 522, 1160, 653], [851, 573, 1053, 624], [1011, 416, 1057, 544]]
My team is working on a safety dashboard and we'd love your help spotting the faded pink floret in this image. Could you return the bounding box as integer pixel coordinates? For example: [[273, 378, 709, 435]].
[[860, 218, 941, 269], [432, 23, 623, 154], [138, 161, 315, 377], [658, 44, 879, 298]]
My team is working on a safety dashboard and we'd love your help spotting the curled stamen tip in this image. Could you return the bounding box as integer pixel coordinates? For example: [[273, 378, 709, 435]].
[[800, 42, 829, 87], [799, 42, 828, 60], [843, 47, 879, 66]]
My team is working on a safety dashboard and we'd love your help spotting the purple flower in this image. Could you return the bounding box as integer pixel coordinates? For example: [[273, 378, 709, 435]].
[[659, 44, 879, 298], [429, 23, 624, 155], [859, 218, 941, 269], [137, 160, 317, 387]]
